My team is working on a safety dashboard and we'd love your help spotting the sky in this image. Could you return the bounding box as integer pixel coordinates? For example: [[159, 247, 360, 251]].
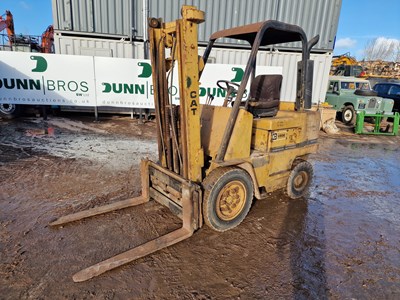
[[334, 0, 400, 60], [0, 0, 52, 36], [1, 0, 399, 61]]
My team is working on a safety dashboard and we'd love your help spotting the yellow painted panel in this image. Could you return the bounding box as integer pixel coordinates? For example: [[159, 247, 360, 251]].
[[252, 110, 319, 134], [175, 16, 204, 182], [251, 128, 269, 152], [279, 101, 295, 111], [252, 111, 306, 131], [201, 105, 253, 161], [269, 127, 302, 150], [252, 144, 318, 192]]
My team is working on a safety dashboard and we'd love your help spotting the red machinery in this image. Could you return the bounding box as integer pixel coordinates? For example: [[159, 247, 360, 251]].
[[40, 25, 54, 53], [1, 10, 53, 53], [0, 10, 15, 47]]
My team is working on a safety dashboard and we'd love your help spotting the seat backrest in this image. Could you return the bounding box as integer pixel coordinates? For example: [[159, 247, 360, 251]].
[[249, 74, 282, 102], [248, 74, 282, 117]]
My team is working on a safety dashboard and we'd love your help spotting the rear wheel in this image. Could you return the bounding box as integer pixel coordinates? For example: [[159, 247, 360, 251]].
[[341, 105, 356, 124], [202, 167, 253, 232], [286, 160, 313, 199]]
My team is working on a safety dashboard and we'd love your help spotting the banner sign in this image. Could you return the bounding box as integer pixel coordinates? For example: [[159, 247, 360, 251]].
[[94, 57, 155, 108], [0, 52, 96, 106], [0, 52, 282, 108], [95, 56, 282, 108]]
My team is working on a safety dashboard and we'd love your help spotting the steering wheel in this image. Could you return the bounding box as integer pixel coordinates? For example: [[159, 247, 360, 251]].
[[217, 80, 240, 92], [217, 80, 241, 107]]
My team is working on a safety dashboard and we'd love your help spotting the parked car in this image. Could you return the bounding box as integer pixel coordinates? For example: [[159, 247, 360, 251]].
[[373, 82, 400, 113], [325, 76, 394, 124]]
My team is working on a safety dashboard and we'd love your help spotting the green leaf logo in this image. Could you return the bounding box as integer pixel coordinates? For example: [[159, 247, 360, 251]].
[[138, 62, 152, 78], [231, 67, 244, 82], [31, 56, 48, 72]]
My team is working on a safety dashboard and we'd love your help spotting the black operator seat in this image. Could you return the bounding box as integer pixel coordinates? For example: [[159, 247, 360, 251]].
[[247, 74, 282, 117]]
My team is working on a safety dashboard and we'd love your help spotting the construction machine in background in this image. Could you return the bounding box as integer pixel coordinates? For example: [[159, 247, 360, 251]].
[[331, 52, 365, 77], [0, 10, 39, 52], [40, 25, 54, 53], [332, 52, 357, 66], [0, 10, 53, 53], [0, 10, 15, 47], [50, 6, 321, 282], [331, 52, 400, 81]]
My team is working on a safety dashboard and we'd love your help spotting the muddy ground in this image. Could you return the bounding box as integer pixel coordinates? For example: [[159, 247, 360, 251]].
[[0, 114, 399, 299]]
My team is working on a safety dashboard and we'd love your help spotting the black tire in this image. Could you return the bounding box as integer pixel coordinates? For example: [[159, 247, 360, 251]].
[[354, 89, 377, 96], [0, 104, 21, 119], [202, 167, 253, 232], [286, 160, 313, 199], [341, 105, 356, 125]]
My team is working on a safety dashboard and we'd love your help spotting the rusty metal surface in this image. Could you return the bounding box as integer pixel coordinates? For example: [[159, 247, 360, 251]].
[[72, 227, 194, 282], [209, 22, 263, 42], [209, 20, 306, 47], [49, 196, 148, 226]]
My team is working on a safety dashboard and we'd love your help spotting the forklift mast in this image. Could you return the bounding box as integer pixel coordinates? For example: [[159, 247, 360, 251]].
[[148, 6, 205, 183]]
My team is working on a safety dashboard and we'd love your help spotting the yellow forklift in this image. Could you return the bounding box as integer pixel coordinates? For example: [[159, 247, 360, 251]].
[[51, 6, 320, 282]]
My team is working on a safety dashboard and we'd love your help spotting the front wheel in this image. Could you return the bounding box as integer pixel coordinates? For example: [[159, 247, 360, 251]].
[[286, 160, 313, 199], [341, 105, 356, 125], [202, 167, 253, 232]]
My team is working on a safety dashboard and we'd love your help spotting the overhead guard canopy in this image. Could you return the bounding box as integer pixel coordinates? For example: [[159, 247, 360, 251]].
[[209, 20, 307, 46]]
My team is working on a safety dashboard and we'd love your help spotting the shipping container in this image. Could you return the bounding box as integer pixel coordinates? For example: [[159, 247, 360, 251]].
[[52, 0, 132, 36], [52, 0, 341, 52], [54, 32, 140, 57]]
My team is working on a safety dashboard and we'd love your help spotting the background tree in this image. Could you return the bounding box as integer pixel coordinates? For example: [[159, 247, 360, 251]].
[[363, 37, 400, 62]]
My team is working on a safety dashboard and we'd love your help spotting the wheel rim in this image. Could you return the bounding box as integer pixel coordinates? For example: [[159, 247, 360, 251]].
[[293, 170, 309, 192], [215, 180, 247, 221], [344, 109, 352, 122], [0, 104, 16, 114]]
